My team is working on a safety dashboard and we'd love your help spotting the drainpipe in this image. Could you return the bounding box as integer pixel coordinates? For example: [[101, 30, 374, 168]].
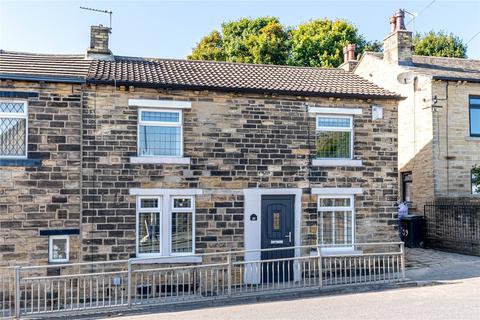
[[445, 82, 450, 196]]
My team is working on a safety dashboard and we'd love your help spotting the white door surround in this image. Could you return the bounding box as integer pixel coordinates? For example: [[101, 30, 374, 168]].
[[243, 188, 303, 284]]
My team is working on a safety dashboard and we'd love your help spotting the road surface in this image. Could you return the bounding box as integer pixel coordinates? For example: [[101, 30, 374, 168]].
[[108, 277, 480, 320]]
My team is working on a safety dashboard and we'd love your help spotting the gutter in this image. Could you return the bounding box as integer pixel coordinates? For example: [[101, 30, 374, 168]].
[[87, 79, 403, 101], [0, 73, 86, 84], [433, 76, 480, 84]]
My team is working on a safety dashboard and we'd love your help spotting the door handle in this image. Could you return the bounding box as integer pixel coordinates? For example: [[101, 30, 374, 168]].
[[285, 231, 292, 243]]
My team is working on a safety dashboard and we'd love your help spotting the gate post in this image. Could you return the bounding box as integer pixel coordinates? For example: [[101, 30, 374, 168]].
[[227, 252, 232, 297], [127, 259, 132, 308], [14, 266, 20, 319], [317, 246, 323, 288], [400, 242, 405, 280]]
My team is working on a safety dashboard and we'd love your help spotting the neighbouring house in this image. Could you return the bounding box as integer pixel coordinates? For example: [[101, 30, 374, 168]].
[[354, 9, 480, 213], [0, 25, 400, 268]]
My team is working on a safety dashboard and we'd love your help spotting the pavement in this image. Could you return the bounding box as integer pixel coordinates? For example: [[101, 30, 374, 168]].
[[105, 277, 480, 320], [405, 247, 480, 281], [76, 248, 480, 320]]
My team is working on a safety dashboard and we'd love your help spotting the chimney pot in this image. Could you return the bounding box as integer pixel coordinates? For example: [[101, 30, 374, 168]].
[[347, 44, 356, 61], [389, 16, 397, 33], [395, 9, 406, 31], [343, 46, 349, 63]]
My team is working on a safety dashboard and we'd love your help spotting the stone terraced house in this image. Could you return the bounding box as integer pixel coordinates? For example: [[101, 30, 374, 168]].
[[0, 25, 400, 267], [353, 10, 480, 213]]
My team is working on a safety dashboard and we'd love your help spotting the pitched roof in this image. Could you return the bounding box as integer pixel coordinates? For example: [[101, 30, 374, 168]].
[[0, 50, 398, 99], [0, 50, 91, 82], [365, 52, 480, 82], [411, 55, 480, 82]]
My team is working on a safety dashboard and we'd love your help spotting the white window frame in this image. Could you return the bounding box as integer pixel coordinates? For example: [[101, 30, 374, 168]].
[[48, 235, 70, 263], [317, 195, 355, 248], [135, 194, 195, 258], [136, 196, 163, 257], [137, 108, 183, 158], [170, 196, 195, 256], [315, 114, 354, 160], [0, 100, 28, 159]]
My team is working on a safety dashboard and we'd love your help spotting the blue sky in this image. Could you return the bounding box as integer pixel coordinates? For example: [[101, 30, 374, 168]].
[[1, 0, 479, 59]]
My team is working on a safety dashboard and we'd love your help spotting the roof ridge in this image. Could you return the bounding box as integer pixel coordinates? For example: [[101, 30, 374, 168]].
[[413, 54, 480, 63], [0, 49, 85, 58], [112, 55, 347, 72]]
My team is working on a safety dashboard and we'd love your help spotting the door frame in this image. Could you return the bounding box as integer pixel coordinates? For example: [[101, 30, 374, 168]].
[[243, 188, 302, 284]]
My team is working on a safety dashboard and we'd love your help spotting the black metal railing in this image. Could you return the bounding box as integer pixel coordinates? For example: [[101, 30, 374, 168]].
[[424, 200, 480, 255]]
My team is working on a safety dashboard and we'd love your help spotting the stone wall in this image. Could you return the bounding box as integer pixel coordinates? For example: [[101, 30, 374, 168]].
[[0, 80, 82, 266], [81, 85, 399, 261], [432, 80, 480, 198]]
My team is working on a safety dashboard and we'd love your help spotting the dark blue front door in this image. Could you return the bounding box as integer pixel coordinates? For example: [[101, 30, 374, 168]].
[[261, 195, 295, 283]]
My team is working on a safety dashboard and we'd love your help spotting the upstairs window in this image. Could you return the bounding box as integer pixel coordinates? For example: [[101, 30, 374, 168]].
[[470, 96, 480, 137], [0, 101, 28, 158], [315, 115, 353, 159], [138, 109, 183, 157]]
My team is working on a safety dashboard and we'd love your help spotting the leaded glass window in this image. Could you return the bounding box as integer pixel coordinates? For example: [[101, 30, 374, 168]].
[[315, 115, 353, 159], [0, 101, 27, 158], [138, 109, 182, 156]]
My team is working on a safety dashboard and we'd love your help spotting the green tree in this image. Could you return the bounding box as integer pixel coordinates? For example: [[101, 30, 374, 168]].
[[472, 165, 480, 193], [189, 17, 289, 65], [188, 30, 226, 61], [413, 31, 467, 58], [288, 19, 365, 67]]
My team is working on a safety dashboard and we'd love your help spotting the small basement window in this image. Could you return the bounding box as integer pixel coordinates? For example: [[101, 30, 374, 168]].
[[0, 101, 28, 158], [48, 235, 69, 263]]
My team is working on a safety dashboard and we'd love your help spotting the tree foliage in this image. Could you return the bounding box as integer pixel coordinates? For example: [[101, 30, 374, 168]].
[[189, 18, 467, 67], [472, 165, 480, 193], [288, 19, 365, 67], [189, 17, 369, 67], [413, 31, 467, 58]]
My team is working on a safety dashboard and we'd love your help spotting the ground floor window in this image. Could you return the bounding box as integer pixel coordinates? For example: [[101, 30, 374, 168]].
[[472, 167, 480, 194], [48, 235, 69, 263], [317, 196, 354, 246], [136, 195, 195, 257]]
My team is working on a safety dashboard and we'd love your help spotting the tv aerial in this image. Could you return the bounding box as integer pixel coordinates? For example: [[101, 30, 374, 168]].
[[80, 6, 113, 29]]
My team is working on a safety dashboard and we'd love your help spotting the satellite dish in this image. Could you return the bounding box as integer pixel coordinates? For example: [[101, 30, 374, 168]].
[[397, 71, 415, 84]]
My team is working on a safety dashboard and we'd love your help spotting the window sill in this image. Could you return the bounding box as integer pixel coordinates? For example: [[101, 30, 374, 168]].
[[312, 159, 363, 167], [0, 158, 42, 167], [132, 255, 202, 264], [311, 248, 362, 256], [465, 136, 480, 141], [130, 156, 190, 164]]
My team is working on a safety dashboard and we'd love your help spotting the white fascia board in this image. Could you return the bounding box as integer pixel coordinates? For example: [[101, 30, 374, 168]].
[[130, 156, 190, 164], [130, 188, 203, 196], [312, 159, 363, 167], [128, 99, 192, 109], [308, 107, 363, 115], [131, 255, 202, 264], [311, 187, 363, 195]]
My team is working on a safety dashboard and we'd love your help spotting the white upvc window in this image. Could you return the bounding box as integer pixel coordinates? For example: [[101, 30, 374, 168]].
[[0, 101, 28, 158], [317, 195, 355, 246], [136, 195, 195, 257], [48, 235, 69, 263], [315, 115, 353, 160], [137, 109, 183, 157]]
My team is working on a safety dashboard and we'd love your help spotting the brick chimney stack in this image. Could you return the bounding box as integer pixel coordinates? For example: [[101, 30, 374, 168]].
[[86, 25, 114, 60], [383, 9, 412, 65]]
